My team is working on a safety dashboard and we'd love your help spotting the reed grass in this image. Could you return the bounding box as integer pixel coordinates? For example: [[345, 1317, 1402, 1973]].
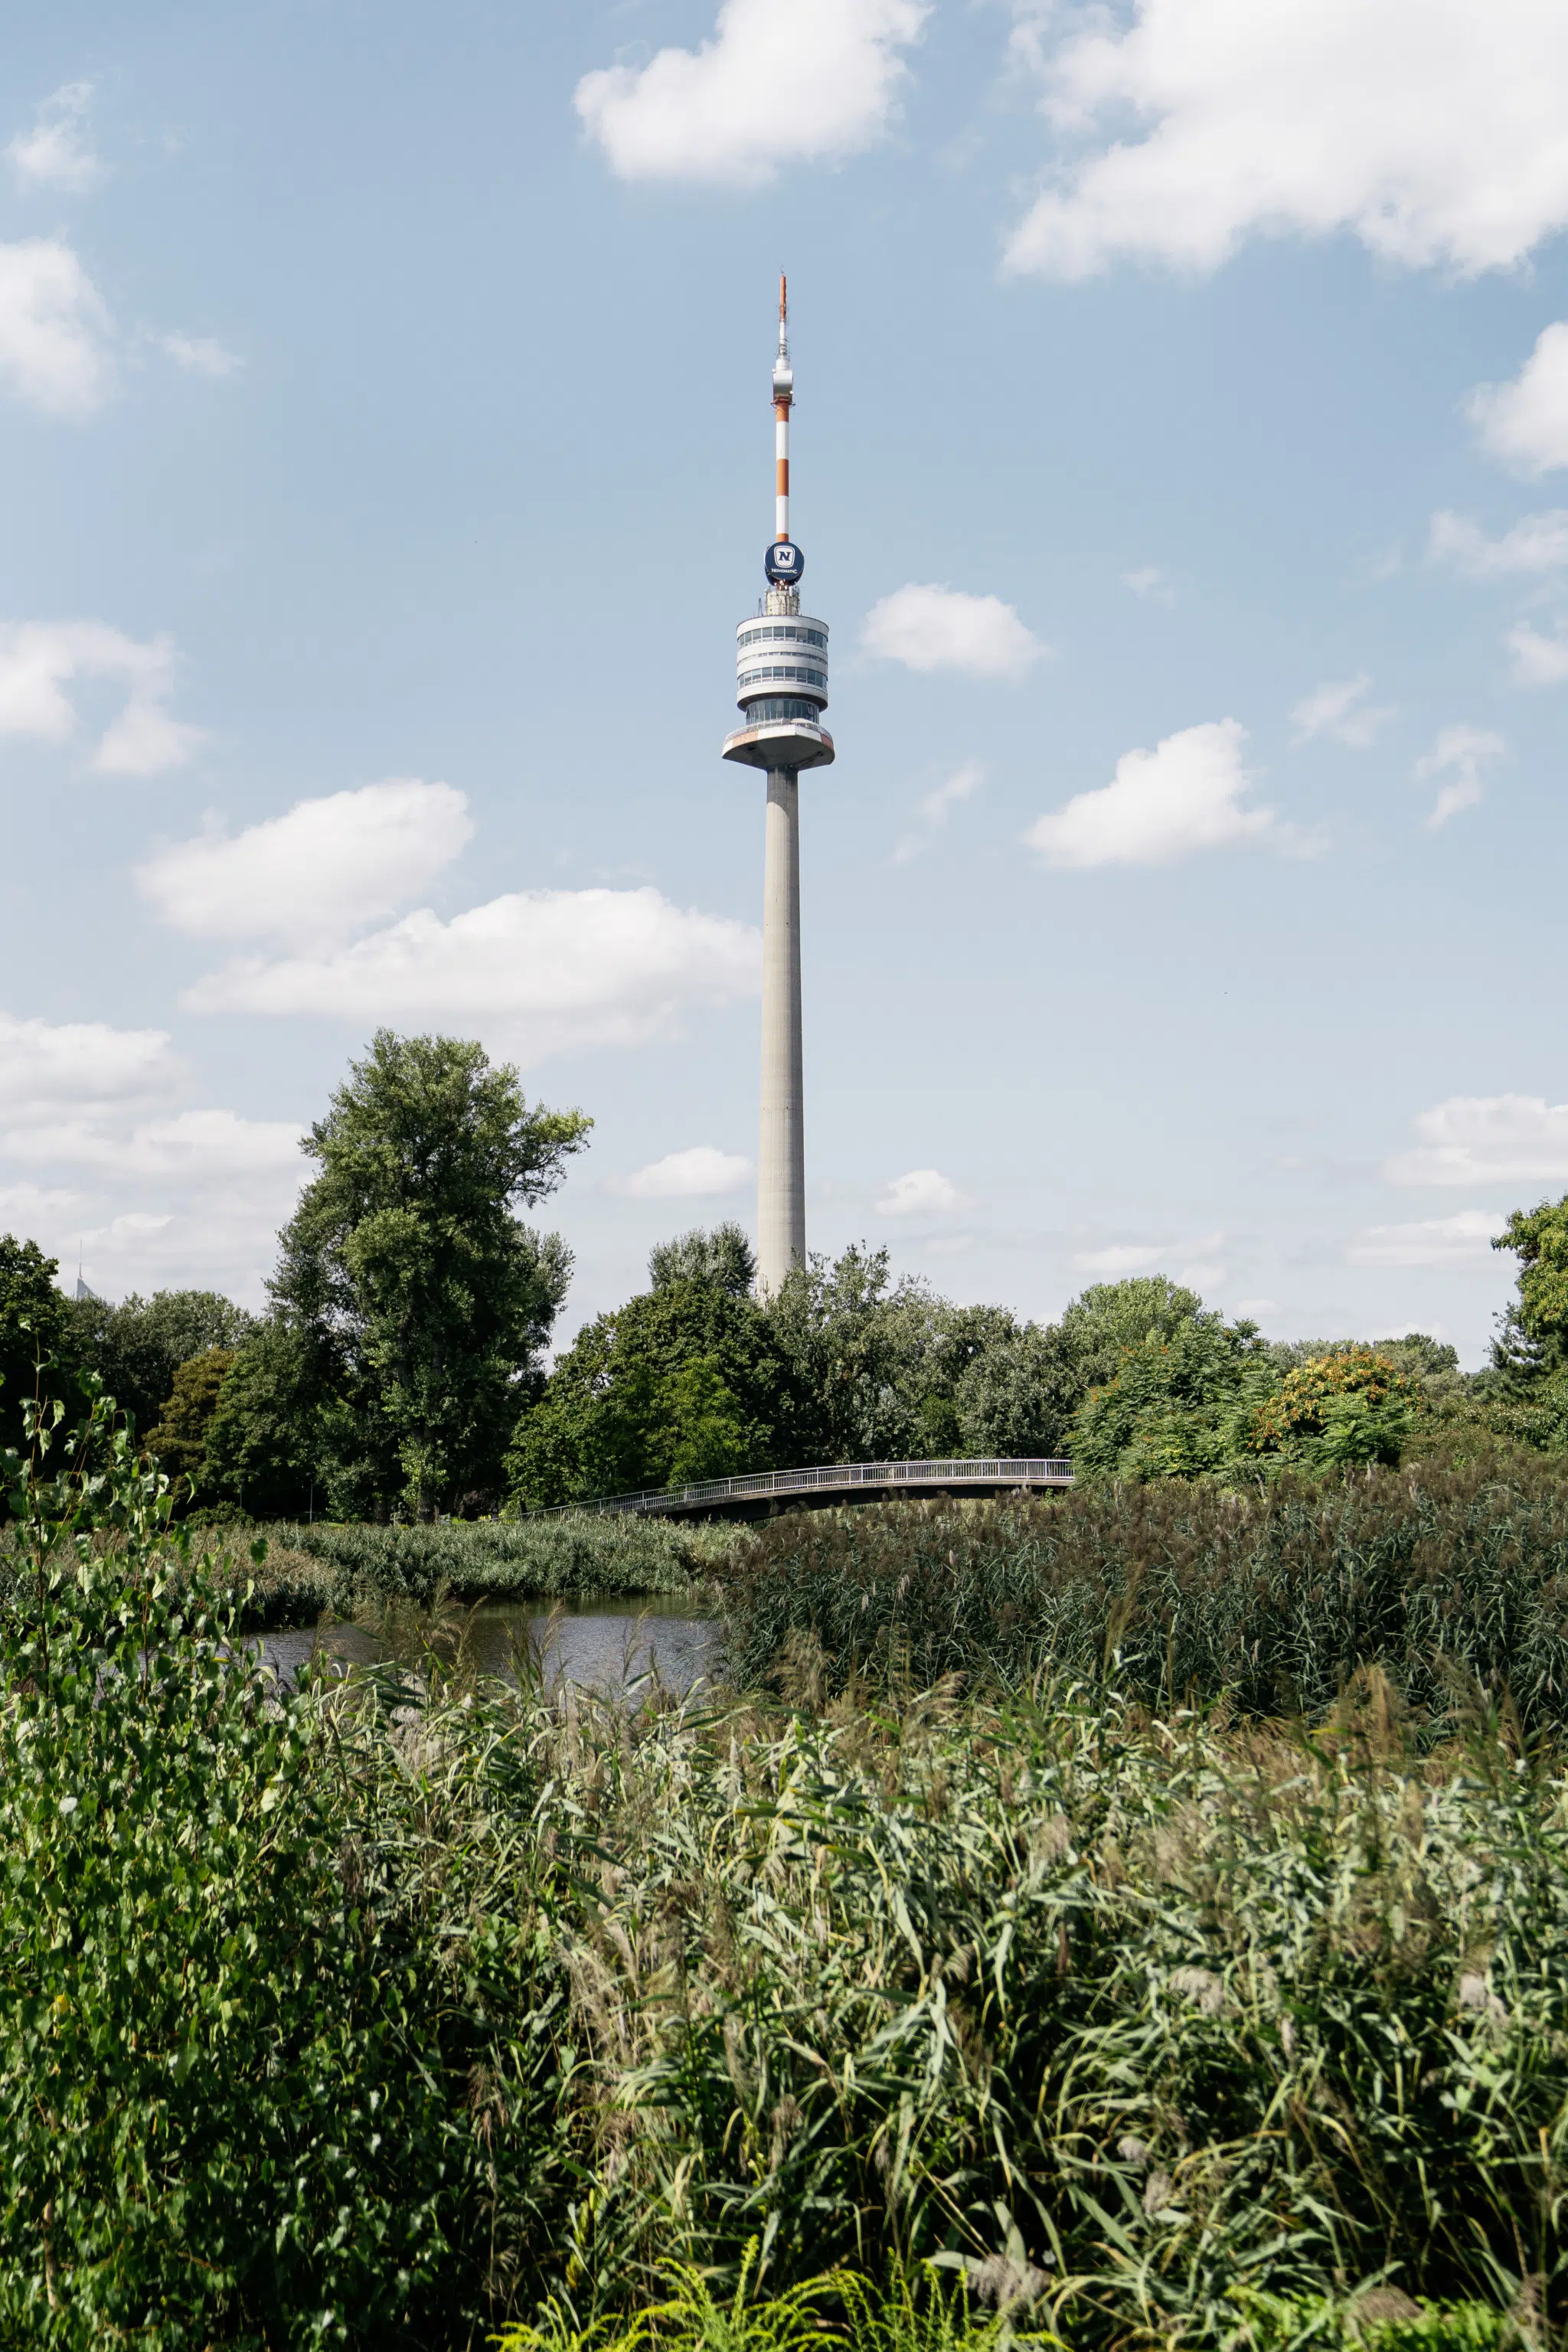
[[720, 1444, 1568, 1725], [324, 1638, 1568, 2335]]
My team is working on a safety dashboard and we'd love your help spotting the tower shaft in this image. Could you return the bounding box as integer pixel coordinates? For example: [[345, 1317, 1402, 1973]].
[[757, 766, 805, 1292]]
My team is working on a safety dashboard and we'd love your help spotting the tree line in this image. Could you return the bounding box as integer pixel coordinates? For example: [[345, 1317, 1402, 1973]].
[[2, 1025, 1566, 1518]]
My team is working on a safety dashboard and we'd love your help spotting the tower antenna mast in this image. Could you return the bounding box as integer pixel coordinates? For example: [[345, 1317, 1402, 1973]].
[[722, 278, 834, 1295]]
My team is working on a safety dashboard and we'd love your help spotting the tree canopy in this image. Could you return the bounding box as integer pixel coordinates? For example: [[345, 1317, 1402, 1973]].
[[270, 1031, 587, 1517]]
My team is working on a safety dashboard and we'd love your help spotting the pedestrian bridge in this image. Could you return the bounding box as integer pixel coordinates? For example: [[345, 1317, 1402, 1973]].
[[534, 1456, 1073, 1523]]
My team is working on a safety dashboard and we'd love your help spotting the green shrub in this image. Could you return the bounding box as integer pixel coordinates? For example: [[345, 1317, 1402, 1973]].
[[0, 1400, 466, 2344]]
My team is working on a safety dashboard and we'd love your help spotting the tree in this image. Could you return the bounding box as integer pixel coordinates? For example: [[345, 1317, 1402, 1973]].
[[272, 1031, 587, 1517], [0, 1236, 70, 1462], [202, 1320, 322, 1520], [508, 1272, 792, 1507], [62, 1289, 258, 1440], [1070, 1312, 1276, 1482], [648, 1222, 756, 1296], [145, 1348, 238, 1495], [1249, 1347, 1413, 1472]]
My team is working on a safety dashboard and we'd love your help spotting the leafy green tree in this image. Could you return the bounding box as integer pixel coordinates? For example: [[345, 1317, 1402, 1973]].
[[766, 1246, 1013, 1462], [0, 1235, 70, 1458], [62, 1288, 257, 1439], [1249, 1348, 1414, 1471], [1495, 1196, 1568, 1359], [203, 1318, 322, 1520], [1070, 1312, 1276, 1481], [145, 1348, 238, 1494], [508, 1272, 790, 1505], [273, 1031, 587, 1517], [649, 1221, 756, 1295]]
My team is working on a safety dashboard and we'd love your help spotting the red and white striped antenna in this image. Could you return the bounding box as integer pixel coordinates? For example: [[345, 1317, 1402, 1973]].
[[772, 271, 792, 544]]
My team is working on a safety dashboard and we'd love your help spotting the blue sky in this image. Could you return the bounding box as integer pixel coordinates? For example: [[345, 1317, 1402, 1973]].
[[4, 0, 1568, 1362]]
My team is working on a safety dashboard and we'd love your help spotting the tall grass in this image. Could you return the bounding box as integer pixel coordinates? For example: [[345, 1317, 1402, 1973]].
[[190, 1510, 730, 1627], [325, 1651, 1568, 2336], [720, 1445, 1568, 1724]]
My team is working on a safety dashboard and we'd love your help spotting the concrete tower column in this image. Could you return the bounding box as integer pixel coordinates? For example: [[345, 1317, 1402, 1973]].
[[757, 766, 805, 1292]]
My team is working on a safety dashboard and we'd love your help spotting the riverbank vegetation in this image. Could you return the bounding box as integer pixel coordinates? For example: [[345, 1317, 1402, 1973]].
[[8, 1025, 1568, 1527], [4, 1400, 1564, 2348]]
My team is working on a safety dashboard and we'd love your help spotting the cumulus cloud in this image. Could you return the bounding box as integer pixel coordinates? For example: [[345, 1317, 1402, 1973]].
[[1073, 1230, 1225, 1283], [1289, 675, 1393, 748], [608, 1145, 753, 1200], [1346, 1210, 1504, 1267], [876, 1168, 972, 1217], [1004, 0, 1568, 281], [181, 886, 761, 1063], [1507, 619, 1568, 686], [0, 620, 203, 773], [575, 0, 926, 185], [893, 760, 984, 863], [1385, 1095, 1568, 1187], [1122, 565, 1174, 603], [1428, 508, 1568, 576], [0, 1011, 179, 1128], [136, 781, 473, 949], [0, 1008, 306, 1305], [1468, 324, 1568, 475], [4, 1107, 302, 1178], [861, 585, 1043, 679], [1415, 724, 1504, 826], [158, 332, 241, 379], [8, 84, 102, 196], [1026, 718, 1289, 868], [1073, 1242, 1163, 1276], [0, 237, 112, 415]]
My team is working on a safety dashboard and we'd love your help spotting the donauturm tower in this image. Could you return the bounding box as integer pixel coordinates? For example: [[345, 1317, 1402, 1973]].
[[722, 277, 833, 1295]]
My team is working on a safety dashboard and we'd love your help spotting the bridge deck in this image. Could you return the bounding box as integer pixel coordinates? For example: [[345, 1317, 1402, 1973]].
[[531, 1456, 1073, 1522]]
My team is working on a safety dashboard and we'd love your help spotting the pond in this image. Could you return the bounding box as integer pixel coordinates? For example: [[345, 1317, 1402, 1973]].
[[257, 1590, 724, 1697]]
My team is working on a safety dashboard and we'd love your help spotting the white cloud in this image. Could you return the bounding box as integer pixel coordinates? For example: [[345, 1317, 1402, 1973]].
[[1347, 1210, 1504, 1267], [1385, 1095, 1568, 1187], [4, 1108, 302, 1178], [876, 1168, 972, 1217], [608, 1145, 752, 1200], [181, 886, 761, 1063], [1289, 674, 1393, 748], [158, 332, 241, 380], [1073, 1229, 1224, 1283], [893, 760, 984, 863], [575, 0, 927, 185], [1073, 1243, 1163, 1276], [136, 781, 473, 949], [1507, 619, 1568, 687], [0, 1011, 179, 1127], [1122, 565, 1174, 603], [1468, 324, 1568, 476], [861, 585, 1044, 679], [0, 621, 203, 773], [1415, 724, 1503, 826], [8, 85, 102, 196], [0, 1009, 302, 1308], [1025, 717, 1288, 868], [1428, 508, 1568, 577], [0, 237, 112, 416], [1004, 0, 1568, 281], [1235, 1296, 1280, 1319]]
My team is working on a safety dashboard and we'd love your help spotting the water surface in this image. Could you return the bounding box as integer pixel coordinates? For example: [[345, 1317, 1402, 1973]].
[[260, 1591, 722, 1697]]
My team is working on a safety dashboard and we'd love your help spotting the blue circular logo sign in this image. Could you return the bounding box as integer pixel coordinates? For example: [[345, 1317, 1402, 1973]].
[[764, 539, 804, 583]]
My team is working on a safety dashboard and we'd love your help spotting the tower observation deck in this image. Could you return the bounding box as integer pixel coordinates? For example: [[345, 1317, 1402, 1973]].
[[723, 278, 832, 1295]]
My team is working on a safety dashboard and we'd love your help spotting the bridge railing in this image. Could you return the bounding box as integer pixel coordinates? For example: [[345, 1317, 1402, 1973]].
[[528, 1455, 1073, 1521]]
